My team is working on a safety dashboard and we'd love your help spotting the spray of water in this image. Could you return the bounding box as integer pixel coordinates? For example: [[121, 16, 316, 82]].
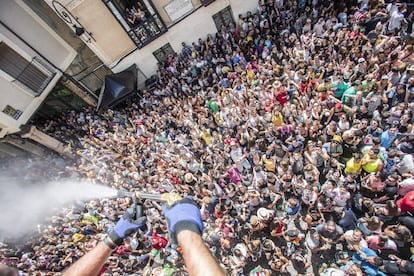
[[0, 176, 118, 239]]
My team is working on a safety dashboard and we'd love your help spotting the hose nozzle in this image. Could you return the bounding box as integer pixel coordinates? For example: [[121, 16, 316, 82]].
[[117, 190, 182, 206], [117, 190, 135, 198]]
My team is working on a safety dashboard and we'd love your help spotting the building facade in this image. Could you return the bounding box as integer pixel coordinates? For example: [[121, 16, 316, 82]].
[[0, 0, 257, 157]]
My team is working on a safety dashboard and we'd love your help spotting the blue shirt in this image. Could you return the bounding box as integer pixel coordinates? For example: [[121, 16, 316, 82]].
[[287, 202, 300, 215], [232, 55, 240, 65], [352, 247, 387, 276], [234, 85, 245, 93], [380, 130, 398, 149], [218, 78, 230, 88], [288, 141, 303, 153]]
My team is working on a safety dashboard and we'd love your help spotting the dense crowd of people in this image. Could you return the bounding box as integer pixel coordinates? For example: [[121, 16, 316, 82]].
[[1, 0, 414, 275]]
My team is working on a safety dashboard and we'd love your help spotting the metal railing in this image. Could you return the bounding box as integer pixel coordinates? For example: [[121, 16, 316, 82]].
[[72, 63, 111, 96], [11, 56, 56, 97]]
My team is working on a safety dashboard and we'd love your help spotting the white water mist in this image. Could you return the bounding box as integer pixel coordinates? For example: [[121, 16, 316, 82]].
[[0, 177, 118, 239]]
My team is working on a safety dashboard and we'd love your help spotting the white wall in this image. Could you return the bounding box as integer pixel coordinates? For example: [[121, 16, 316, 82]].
[[0, 0, 76, 138], [112, 0, 258, 77], [0, 0, 76, 70]]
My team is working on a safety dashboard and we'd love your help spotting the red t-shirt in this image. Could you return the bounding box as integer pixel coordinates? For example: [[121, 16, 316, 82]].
[[115, 245, 131, 255], [397, 190, 414, 213], [276, 90, 288, 106], [274, 220, 285, 234], [151, 232, 168, 250], [98, 266, 109, 275], [300, 82, 308, 94]]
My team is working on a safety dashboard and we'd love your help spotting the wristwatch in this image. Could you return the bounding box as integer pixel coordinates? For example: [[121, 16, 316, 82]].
[[103, 235, 118, 250]]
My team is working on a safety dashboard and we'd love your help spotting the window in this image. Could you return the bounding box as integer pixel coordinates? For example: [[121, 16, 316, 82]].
[[0, 42, 55, 96], [153, 43, 175, 63], [104, 0, 167, 48], [212, 6, 235, 31]]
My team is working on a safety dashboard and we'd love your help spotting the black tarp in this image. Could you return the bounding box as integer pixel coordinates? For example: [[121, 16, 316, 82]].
[[97, 64, 138, 110]]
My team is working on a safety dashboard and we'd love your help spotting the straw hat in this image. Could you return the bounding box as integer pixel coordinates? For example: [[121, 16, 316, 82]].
[[358, 57, 365, 63], [332, 135, 342, 143], [202, 196, 212, 205], [250, 215, 259, 227], [233, 243, 248, 257], [184, 172, 196, 183], [130, 172, 140, 181], [272, 80, 282, 88], [257, 207, 271, 220]]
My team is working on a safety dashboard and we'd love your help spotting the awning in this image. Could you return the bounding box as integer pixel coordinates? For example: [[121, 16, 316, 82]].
[[97, 64, 139, 111]]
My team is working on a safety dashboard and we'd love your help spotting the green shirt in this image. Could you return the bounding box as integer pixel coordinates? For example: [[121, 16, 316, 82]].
[[331, 81, 348, 98], [205, 100, 219, 113], [341, 86, 357, 104], [361, 80, 375, 94]]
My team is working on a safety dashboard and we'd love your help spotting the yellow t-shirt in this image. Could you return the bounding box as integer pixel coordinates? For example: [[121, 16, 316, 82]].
[[72, 233, 86, 243], [201, 130, 212, 145], [272, 113, 283, 127], [362, 155, 380, 173], [262, 156, 276, 172], [247, 69, 255, 80], [345, 158, 362, 174]]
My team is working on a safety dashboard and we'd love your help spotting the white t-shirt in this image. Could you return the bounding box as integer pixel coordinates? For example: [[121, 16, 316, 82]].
[[306, 232, 320, 250], [343, 229, 368, 249], [230, 147, 243, 163], [398, 154, 414, 175], [313, 21, 325, 37], [398, 177, 414, 196], [388, 10, 405, 31], [320, 268, 346, 276], [333, 188, 350, 207]]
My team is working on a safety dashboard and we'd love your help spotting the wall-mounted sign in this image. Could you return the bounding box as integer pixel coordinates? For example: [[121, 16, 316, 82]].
[[3, 105, 23, 120], [164, 0, 194, 22]]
